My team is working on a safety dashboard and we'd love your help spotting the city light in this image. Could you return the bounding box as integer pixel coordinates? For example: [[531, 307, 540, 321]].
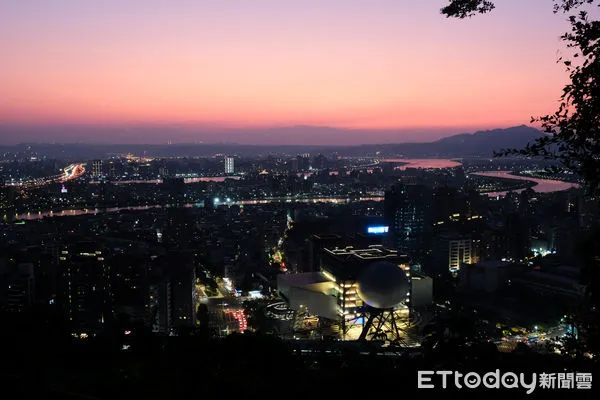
[[367, 226, 389, 234]]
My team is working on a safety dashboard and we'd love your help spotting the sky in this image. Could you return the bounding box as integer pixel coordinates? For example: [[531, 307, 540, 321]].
[[0, 0, 577, 144]]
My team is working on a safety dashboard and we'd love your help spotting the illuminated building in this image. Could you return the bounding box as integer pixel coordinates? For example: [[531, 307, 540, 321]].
[[448, 238, 472, 273], [277, 272, 338, 321], [308, 234, 343, 272], [309, 232, 384, 273], [148, 280, 172, 334], [296, 154, 310, 171], [320, 246, 410, 336], [0, 185, 16, 222], [164, 252, 197, 330], [428, 217, 479, 276], [146, 253, 196, 333], [108, 161, 117, 178], [384, 183, 431, 262], [0, 262, 35, 313], [58, 243, 112, 335], [224, 156, 234, 175], [159, 166, 169, 178], [91, 159, 103, 178], [278, 245, 432, 340]]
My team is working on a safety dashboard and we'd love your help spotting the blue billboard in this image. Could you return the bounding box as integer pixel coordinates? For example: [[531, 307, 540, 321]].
[[367, 226, 389, 234]]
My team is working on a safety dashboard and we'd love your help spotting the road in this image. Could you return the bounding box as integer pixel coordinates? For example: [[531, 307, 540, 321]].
[[205, 278, 248, 336], [61, 163, 86, 182], [5, 163, 85, 189]]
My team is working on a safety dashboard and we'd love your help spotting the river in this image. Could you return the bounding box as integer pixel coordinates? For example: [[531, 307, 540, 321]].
[[380, 158, 463, 170], [12, 196, 385, 221], [9, 160, 579, 221], [470, 171, 579, 196]]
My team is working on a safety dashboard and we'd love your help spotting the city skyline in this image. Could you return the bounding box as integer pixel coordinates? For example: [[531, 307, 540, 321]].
[[1, 0, 573, 144]]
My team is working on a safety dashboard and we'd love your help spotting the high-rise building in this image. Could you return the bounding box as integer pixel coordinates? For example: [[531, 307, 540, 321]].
[[0, 185, 10, 220], [0, 262, 35, 313], [297, 154, 311, 171], [148, 280, 172, 334], [111, 254, 151, 326], [224, 156, 234, 175], [384, 183, 431, 262], [504, 212, 529, 262], [448, 238, 472, 273], [91, 159, 103, 178], [159, 166, 169, 178], [58, 243, 112, 335], [288, 158, 299, 172], [308, 234, 344, 272], [169, 258, 197, 330], [313, 154, 328, 170], [108, 161, 117, 179]]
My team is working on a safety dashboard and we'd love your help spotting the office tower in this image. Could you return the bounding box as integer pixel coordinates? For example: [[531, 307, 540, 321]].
[[313, 154, 328, 170], [448, 238, 472, 273], [288, 158, 299, 172], [138, 164, 152, 179], [504, 212, 529, 262], [309, 234, 344, 272], [297, 154, 310, 171], [108, 161, 117, 179], [111, 254, 151, 326], [167, 253, 197, 330], [91, 159, 103, 178], [148, 280, 172, 334], [428, 220, 475, 276], [58, 243, 112, 335], [159, 166, 169, 178], [0, 185, 12, 220], [0, 262, 35, 313], [384, 183, 431, 262], [224, 156, 235, 175]]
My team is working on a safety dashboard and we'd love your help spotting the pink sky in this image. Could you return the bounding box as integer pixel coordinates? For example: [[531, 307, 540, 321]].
[[0, 0, 574, 143]]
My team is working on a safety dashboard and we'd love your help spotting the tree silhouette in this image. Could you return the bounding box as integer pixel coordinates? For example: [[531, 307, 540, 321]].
[[442, 1, 600, 362], [443, 0, 600, 192]]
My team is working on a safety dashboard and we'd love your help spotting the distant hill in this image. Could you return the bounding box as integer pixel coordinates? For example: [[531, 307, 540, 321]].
[[430, 125, 544, 155], [0, 125, 545, 158], [337, 125, 544, 157]]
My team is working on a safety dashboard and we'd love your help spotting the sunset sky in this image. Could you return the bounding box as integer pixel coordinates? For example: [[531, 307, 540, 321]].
[[0, 0, 575, 144]]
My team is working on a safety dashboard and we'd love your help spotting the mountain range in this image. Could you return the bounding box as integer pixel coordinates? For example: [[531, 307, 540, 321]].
[[0, 125, 544, 159]]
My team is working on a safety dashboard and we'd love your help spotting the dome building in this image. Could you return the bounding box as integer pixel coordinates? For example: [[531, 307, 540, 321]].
[[277, 245, 432, 343]]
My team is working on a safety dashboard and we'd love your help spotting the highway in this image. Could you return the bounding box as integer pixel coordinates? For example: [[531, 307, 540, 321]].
[[5, 163, 85, 189]]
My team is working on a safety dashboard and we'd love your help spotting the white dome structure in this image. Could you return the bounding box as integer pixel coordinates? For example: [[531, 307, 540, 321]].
[[357, 261, 410, 309]]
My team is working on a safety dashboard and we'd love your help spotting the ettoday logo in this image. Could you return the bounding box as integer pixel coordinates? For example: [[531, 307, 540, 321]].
[[418, 370, 592, 394]]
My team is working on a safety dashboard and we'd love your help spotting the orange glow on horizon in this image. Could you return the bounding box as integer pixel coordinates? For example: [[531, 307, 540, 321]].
[[0, 0, 573, 142]]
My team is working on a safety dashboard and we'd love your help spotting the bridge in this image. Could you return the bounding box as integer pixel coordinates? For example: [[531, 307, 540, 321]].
[[5, 163, 86, 189]]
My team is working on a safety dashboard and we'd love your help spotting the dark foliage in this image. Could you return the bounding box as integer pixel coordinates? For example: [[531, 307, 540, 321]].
[[441, 0, 495, 18]]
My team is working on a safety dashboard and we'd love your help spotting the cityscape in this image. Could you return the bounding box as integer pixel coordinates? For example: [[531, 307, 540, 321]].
[[1, 0, 599, 398]]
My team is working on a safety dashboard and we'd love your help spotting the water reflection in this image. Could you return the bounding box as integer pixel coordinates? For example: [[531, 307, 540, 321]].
[[470, 171, 579, 196]]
